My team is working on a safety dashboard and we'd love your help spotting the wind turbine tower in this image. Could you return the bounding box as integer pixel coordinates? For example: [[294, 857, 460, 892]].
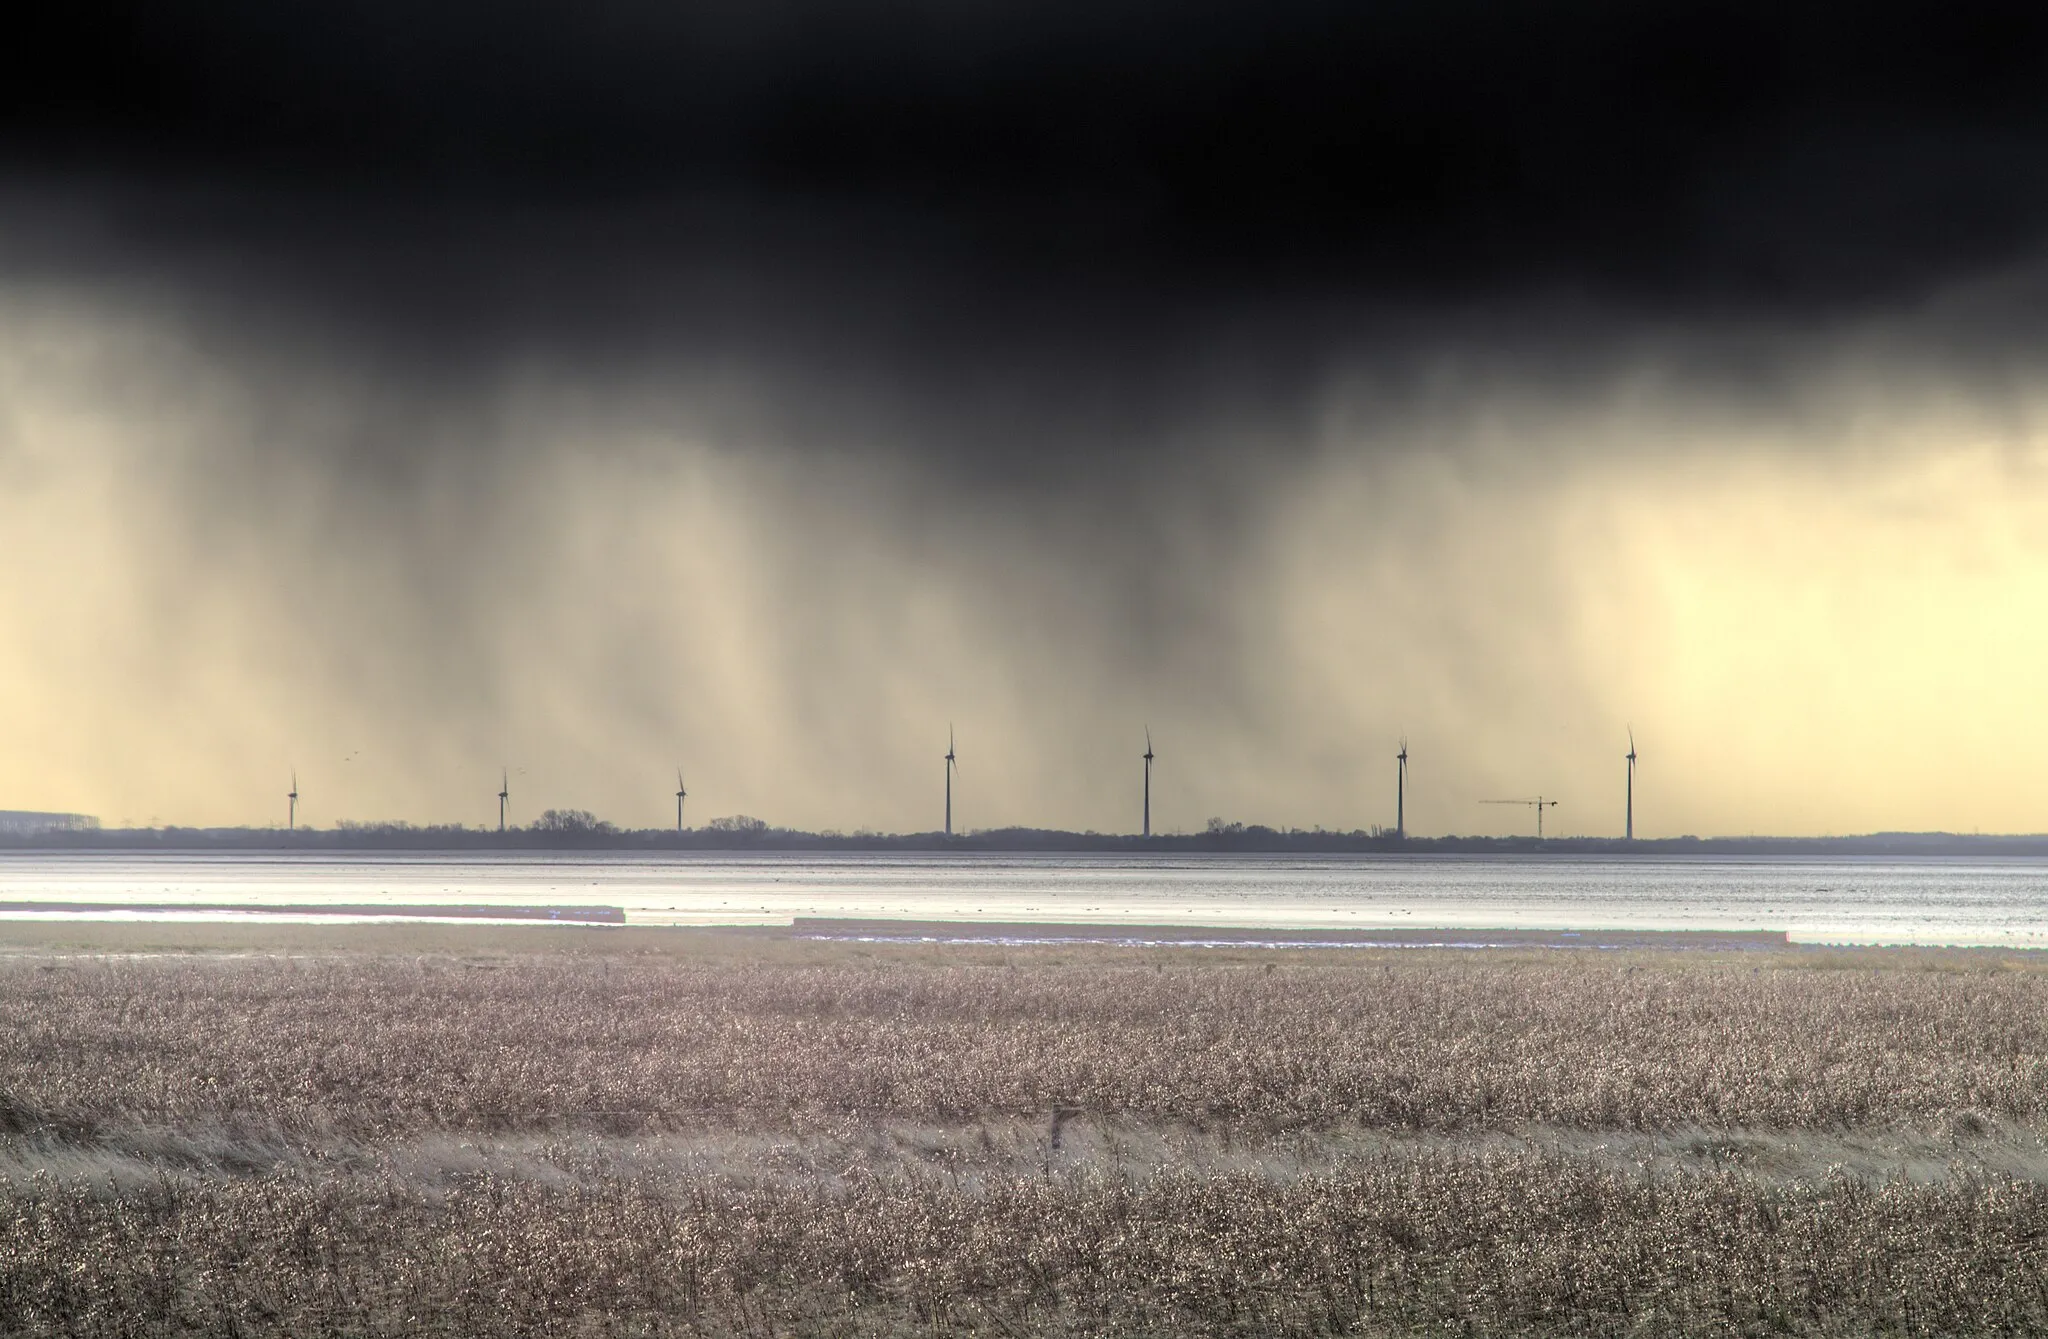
[[1625, 728, 1637, 841], [498, 769, 509, 834], [675, 768, 688, 834], [287, 770, 298, 833], [944, 727, 957, 837], [1396, 740, 1408, 839], [1142, 728, 1156, 838]]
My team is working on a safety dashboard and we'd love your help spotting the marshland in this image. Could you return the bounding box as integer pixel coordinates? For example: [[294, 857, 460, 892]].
[[1, 924, 2045, 1335]]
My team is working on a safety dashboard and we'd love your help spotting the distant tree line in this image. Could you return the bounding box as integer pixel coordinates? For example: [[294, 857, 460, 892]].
[[4, 820, 2048, 857]]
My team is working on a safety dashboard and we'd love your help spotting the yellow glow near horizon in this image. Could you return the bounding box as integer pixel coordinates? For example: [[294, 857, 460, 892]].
[[7, 296, 2048, 835]]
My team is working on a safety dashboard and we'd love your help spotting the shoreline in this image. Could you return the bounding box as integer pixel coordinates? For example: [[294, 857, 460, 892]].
[[5, 917, 2019, 960], [9, 830, 2048, 858]]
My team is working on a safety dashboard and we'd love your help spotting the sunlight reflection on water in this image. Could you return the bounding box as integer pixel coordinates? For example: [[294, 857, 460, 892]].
[[2, 852, 2047, 946]]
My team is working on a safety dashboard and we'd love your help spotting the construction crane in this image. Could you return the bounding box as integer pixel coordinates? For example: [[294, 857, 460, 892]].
[[1483, 797, 1559, 838]]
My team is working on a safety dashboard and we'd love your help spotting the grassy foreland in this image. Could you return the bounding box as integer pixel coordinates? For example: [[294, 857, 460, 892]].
[[3, 927, 2048, 1335]]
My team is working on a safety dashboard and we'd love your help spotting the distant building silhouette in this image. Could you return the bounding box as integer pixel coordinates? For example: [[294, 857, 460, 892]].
[[0, 810, 99, 835]]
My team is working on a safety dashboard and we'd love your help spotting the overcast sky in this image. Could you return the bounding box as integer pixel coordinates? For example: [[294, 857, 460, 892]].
[[6, 0, 2048, 834]]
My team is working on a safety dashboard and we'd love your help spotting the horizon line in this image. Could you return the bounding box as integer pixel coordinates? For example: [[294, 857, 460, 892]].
[[6, 823, 2048, 849]]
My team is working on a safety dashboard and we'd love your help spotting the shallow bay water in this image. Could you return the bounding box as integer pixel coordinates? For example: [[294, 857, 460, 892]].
[[1, 850, 2046, 945]]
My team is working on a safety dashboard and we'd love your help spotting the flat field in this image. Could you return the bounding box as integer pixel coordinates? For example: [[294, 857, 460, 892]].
[[3, 923, 2047, 1335]]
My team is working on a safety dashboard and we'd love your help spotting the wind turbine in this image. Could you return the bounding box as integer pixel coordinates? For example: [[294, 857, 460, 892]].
[[1625, 728, 1637, 841], [944, 727, 957, 837], [1482, 797, 1559, 838], [1142, 728, 1156, 838], [1396, 739, 1408, 839], [497, 769, 509, 833], [287, 769, 298, 833], [675, 768, 688, 834]]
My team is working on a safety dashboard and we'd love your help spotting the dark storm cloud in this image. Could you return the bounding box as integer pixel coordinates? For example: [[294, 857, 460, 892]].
[[7, 0, 2048, 496], [13, 0, 2048, 311], [12, 1, 2048, 834]]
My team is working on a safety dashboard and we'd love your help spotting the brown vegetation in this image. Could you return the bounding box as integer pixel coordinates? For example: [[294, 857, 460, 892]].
[[3, 942, 2047, 1334], [1, 949, 2044, 1134]]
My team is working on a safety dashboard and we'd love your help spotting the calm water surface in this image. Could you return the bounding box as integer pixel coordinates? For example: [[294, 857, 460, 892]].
[[2, 851, 2047, 946]]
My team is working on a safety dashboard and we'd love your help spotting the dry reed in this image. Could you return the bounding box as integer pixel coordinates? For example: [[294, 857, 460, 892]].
[[4, 945, 2047, 1334], [1, 952, 2044, 1135]]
